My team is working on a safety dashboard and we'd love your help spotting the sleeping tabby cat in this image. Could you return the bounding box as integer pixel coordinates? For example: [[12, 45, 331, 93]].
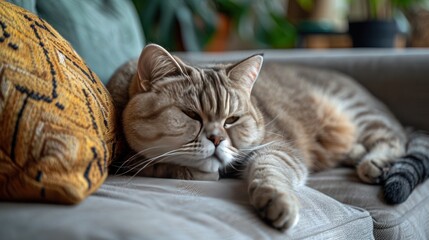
[[107, 44, 429, 231]]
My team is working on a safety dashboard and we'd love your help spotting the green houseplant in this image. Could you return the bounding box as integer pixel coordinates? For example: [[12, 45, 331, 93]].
[[132, 0, 218, 51], [132, 0, 297, 51], [215, 0, 297, 49]]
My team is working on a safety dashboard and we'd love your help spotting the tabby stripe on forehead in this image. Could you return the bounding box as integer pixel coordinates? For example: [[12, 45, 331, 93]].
[[210, 83, 218, 113], [198, 92, 212, 115], [211, 70, 224, 115], [200, 69, 233, 117], [221, 72, 233, 115], [218, 86, 230, 116], [198, 70, 215, 113], [198, 92, 207, 113]]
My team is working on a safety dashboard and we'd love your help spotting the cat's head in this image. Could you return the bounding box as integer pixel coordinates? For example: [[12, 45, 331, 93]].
[[123, 44, 265, 173]]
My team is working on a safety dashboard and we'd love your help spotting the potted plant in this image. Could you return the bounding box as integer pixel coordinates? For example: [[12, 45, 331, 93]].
[[348, 0, 425, 47], [132, 0, 297, 51]]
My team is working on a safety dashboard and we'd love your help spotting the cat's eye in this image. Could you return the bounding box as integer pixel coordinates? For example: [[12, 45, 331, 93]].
[[182, 110, 202, 122], [225, 116, 240, 125]]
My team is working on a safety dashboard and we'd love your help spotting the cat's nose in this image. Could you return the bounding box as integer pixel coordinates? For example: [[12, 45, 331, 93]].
[[207, 134, 224, 147]]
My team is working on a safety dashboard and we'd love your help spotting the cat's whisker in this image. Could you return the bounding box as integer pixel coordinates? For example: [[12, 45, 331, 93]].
[[118, 148, 187, 176], [125, 159, 170, 183], [121, 146, 202, 179], [127, 150, 201, 182], [227, 162, 240, 172], [123, 156, 184, 181], [115, 142, 201, 175], [264, 114, 280, 128], [114, 145, 171, 175], [265, 131, 285, 138], [116, 142, 201, 175]]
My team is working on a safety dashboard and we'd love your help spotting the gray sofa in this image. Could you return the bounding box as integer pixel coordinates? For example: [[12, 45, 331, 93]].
[[1, 49, 429, 240]]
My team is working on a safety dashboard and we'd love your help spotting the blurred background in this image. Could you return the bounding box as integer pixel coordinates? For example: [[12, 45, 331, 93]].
[[8, 0, 429, 84], [132, 0, 429, 51]]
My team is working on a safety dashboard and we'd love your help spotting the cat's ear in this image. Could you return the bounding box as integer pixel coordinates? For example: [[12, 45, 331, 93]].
[[227, 54, 263, 93], [137, 44, 186, 92]]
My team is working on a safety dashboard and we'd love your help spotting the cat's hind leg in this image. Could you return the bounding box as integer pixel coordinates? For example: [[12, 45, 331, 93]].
[[343, 143, 367, 167], [355, 120, 406, 184]]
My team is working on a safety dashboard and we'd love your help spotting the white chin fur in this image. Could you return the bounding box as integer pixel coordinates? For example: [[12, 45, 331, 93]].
[[215, 142, 234, 165]]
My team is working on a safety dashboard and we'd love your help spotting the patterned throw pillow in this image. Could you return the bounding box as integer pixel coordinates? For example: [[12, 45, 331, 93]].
[[0, 2, 117, 204]]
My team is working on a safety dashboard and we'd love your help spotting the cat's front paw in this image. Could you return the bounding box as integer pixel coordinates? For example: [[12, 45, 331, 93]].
[[249, 180, 300, 231]]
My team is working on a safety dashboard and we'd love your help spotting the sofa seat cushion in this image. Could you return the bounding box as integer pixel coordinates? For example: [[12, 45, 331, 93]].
[[0, 176, 373, 240], [308, 168, 429, 240]]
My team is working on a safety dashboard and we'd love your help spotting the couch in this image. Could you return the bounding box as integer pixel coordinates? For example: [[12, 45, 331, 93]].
[[2, 1, 429, 239], [1, 49, 429, 239]]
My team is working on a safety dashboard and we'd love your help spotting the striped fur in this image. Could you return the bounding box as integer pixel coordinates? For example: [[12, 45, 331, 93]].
[[108, 44, 427, 231], [383, 132, 429, 204]]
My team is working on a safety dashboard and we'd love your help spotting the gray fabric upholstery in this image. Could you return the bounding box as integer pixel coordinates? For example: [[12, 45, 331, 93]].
[[0, 176, 373, 240], [308, 168, 429, 240]]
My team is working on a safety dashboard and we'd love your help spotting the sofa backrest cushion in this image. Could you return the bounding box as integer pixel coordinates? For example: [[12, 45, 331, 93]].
[[7, 0, 145, 84]]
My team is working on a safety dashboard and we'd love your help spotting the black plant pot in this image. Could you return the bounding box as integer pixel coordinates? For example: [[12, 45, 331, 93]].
[[348, 20, 398, 48]]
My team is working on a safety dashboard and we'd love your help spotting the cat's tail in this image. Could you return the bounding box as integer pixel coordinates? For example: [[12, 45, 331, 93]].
[[383, 131, 429, 204]]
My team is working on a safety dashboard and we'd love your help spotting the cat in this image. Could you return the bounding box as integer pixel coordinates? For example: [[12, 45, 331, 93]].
[[107, 44, 429, 231]]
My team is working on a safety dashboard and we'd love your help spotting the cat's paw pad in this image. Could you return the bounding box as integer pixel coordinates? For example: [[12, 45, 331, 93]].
[[249, 181, 300, 231], [357, 160, 388, 184]]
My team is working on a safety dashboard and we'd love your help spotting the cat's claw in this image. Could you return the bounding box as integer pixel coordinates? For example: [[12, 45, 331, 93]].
[[249, 181, 300, 231]]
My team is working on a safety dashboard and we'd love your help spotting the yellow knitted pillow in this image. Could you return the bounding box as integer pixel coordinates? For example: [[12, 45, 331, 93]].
[[0, 2, 116, 204]]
